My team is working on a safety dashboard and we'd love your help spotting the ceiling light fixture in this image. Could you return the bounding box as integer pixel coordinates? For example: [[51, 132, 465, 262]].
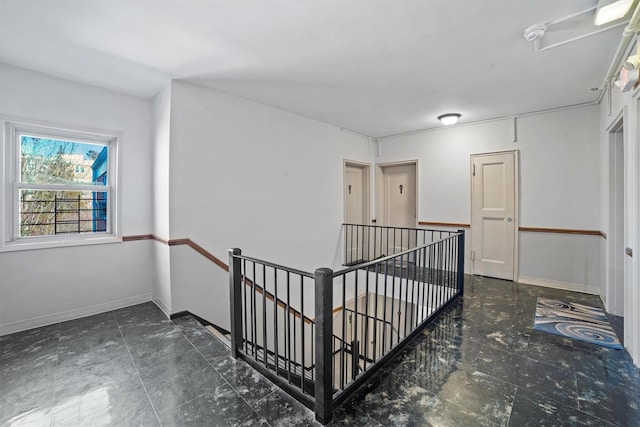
[[438, 113, 461, 126], [523, 24, 547, 42], [594, 0, 633, 25]]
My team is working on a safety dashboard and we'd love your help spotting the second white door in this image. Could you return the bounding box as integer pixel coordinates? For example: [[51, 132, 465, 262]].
[[378, 162, 417, 253], [471, 151, 518, 280]]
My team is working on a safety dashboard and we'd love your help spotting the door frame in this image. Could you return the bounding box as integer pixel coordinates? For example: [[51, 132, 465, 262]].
[[470, 150, 519, 280], [376, 160, 418, 227], [606, 111, 626, 316], [344, 160, 371, 224]]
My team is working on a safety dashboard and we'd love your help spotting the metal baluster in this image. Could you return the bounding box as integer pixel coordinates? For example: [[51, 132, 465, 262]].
[[421, 247, 428, 322], [243, 259, 248, 353], [356, 226, 360, 263], [392, 251, 399, 344], [262, 264, 268, 368], [373, 261, 380, 361], [353, 271, 359, 374], [363, 265, 370, 371], [373, 224, 377, 260], [428, 244, 434, 317], [300, 274, 305, 394], [286, 272, 292, 384], [273, 267, 279, 376], [457, 230, 465, 296], [403, 252, 410, 338], [341, 273, 347, 390], [382, 257, 389, 353], [252, 261, 257, 358]]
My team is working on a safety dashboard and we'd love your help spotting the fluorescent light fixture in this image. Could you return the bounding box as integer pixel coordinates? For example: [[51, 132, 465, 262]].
[[594, 0, 633, 25], [437, 113, 461, 126]]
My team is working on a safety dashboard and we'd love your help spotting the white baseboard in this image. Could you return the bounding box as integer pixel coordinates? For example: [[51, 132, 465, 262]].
[[0, 293, 153, 336], [152, 296, 171, 317], [517, 276, 599, 295]]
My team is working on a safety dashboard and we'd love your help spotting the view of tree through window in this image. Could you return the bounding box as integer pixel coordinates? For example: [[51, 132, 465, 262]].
[[19, 136, 108, 237]]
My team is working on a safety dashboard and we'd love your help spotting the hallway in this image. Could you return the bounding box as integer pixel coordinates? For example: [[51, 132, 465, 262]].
[[1, 276, 638, 426]]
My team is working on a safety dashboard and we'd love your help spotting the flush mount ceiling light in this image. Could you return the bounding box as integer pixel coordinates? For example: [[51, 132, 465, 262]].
[[438, 113, 461, 126], [594, 0, 633, 25]]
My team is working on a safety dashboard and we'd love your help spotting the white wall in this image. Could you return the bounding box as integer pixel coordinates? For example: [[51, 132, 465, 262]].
[[168, 81, 370, 269], [151, 84, 172, 314], [377, 105, 602, 293], [164, 80, 371, 319], [0, 63, 155, 335], [169, 245, 230, 330]]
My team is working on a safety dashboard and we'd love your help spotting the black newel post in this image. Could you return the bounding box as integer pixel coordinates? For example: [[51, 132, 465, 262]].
[[314, 267, 333, 424], [456, 230, 465, 296], [229, 248, 243, 358]]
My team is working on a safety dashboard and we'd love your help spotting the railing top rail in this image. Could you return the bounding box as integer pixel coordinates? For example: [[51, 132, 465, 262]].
[[333, 231, 463, 277], [342, 223, 460, 233], [232, 253, 315, 278]]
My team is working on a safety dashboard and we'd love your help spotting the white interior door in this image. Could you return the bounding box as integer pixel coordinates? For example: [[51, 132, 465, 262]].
[[384, 164, 416, 228], [378, 162, 417, 253], [471, 151, 518, 280], [345, 164, 366, 224], [345, 162, 370, 263]]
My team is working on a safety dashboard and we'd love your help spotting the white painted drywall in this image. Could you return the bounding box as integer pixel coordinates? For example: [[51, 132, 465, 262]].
[[0, 241, 154, 335], [168, 80, 370, 269], [377, 105, 602, 294], [164, 80, 371, 321], [0, 63, 155, 334], [151, 84, 172, 314], [169, 244, 230, 330]]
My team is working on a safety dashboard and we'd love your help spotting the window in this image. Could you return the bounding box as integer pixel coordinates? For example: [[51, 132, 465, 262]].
[[2, 119, 120, 250]]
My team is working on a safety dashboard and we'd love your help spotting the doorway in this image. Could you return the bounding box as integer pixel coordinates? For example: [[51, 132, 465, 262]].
[[344, 161, 370, 225], [344, 161, 371, 263], [470, 151, 519, 281], [376, 161, 417, 227], [376, 161, 417, 253], [607, 119, 625, 316]]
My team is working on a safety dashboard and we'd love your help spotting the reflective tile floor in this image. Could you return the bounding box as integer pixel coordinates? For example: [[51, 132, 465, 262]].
[[1, 276, 639, 426]]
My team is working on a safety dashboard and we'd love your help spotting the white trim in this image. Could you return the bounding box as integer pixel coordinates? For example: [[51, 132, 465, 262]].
[[377, 102, 597, 140], [0, 235, 123, 252], [517, 276, 599, 295], [343, 159, 371, 224], [0, 292, 153, 336], [605, 111, 626, 315], [375, 159, 419, 227], [470, 150, 520, 281], [1, 116, 122, 251], [153, 296, 172, 317]]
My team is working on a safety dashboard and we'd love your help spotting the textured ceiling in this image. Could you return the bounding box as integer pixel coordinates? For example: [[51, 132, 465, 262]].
[[0, 0, 626, 137]]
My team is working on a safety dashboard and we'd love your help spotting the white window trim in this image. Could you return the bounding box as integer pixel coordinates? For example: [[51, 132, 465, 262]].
[[1, 116, 122, 252]]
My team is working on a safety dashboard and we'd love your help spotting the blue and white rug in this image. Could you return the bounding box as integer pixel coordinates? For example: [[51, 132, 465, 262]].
[[534, 298, 622, 349]]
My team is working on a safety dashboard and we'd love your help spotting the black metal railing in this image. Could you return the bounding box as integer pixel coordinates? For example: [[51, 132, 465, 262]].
[[228, 251, 318, 409], [229, 228, 465, 424], [19, 192, 107, 236], [343, 223, 459, 266]]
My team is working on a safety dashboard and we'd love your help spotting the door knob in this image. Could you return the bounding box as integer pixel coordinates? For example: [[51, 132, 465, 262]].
[[506, 218, 513, 222]]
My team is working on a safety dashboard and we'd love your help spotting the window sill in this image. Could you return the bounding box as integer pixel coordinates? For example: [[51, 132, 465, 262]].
[[0, 235, 123, 253]]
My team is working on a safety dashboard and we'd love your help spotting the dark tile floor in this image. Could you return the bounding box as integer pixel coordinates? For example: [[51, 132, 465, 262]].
[[1, 276, 639, 426]]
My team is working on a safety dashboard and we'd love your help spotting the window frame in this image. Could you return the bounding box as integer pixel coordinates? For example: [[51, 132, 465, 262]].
[[1, 117, 122, 252]]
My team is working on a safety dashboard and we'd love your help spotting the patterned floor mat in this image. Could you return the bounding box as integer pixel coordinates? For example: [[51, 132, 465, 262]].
[[534, 298, 622, 349]]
